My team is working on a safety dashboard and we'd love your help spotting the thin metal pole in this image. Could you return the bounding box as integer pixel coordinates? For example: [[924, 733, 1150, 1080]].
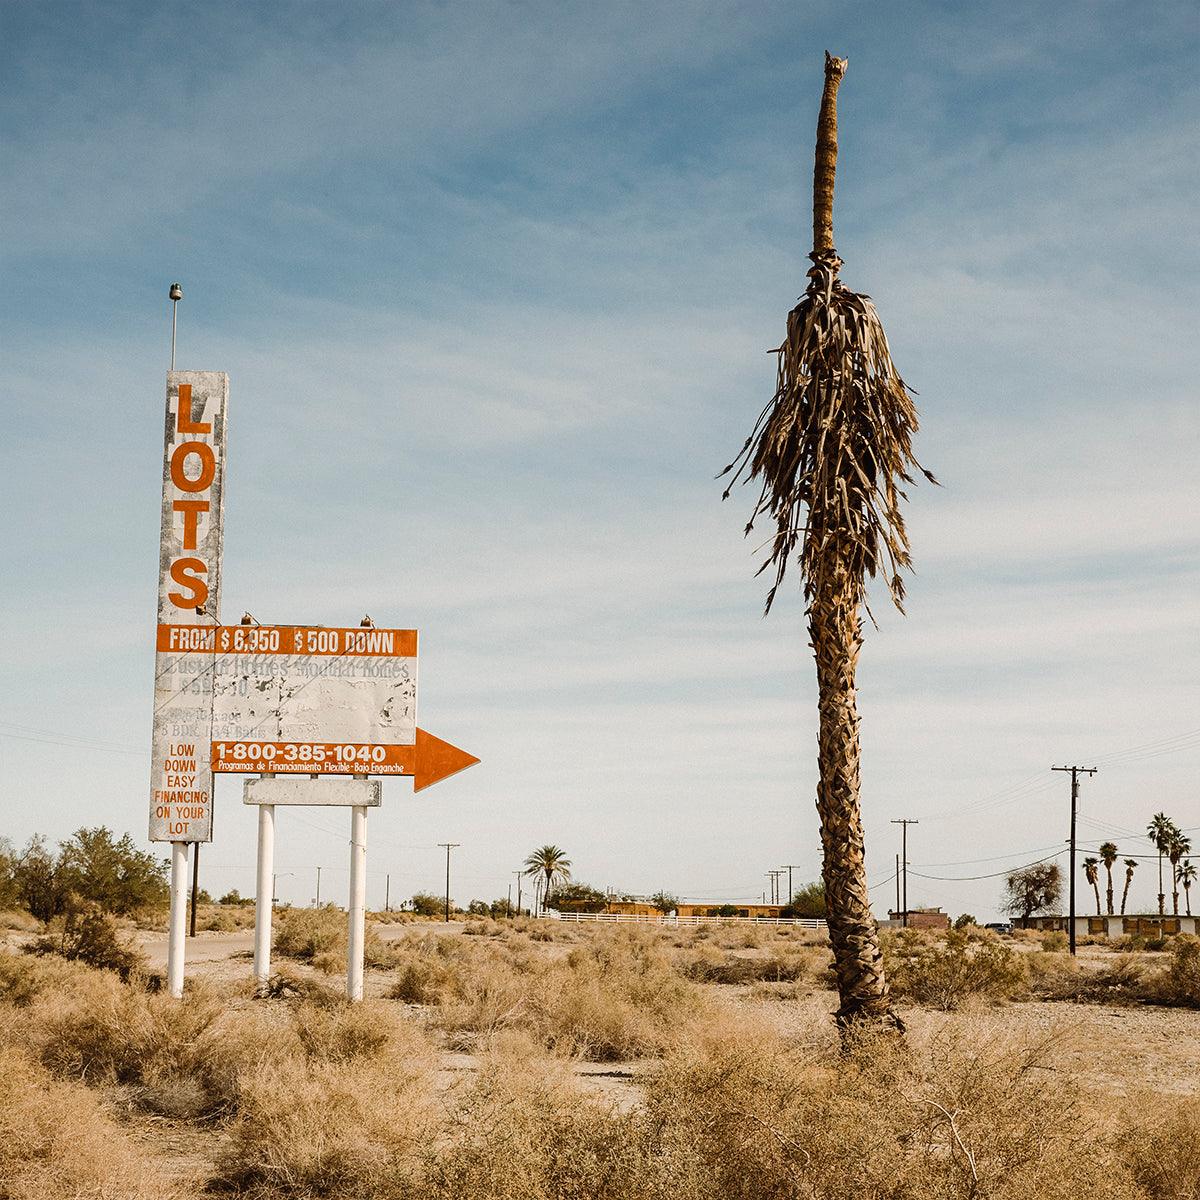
[[347, 805, 367, 1001], [169, 282, 181, 369], [316, 865, 321, 906], [515, 871, 522, 917], [189, 842, 200, 937], [385, 873, 390, 913], [167, 841, 188, 997], [892, 819, 918, 927], [895, 854, 901, 918], [253, 804, 275, 988]]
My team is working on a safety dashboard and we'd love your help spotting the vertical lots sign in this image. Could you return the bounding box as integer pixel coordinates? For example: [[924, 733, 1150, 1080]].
[[149, 372, 228, 842]]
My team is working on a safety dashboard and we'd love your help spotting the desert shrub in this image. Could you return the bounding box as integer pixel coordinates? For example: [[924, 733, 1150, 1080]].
[[0, 909, 41, 932], [954, 913, 977, 929], [0, 1043, 177, 1199], [0, 949, 92, 1006], [1155, 935, 1200, 1006], [1123, 1095, 1200, 1199], [636, 1020, 1134, 1200], [275, 903, 392, 972], [26, 901, 145, 978], [886, 928, 1027, 1010], [211, 1004, 436, 1197], [1041, 930, 1069, 951], [677, 944, 812, 985], [1027, 952, 1146, 1004], [425, 1030, 642, 1199], [412, 892, 445, 916]]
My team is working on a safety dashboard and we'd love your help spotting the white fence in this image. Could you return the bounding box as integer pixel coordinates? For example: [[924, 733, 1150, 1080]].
[[550, 911, 827, 930]]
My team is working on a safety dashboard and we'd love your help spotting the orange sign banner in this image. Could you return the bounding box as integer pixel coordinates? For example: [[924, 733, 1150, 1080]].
[[212, 729, 479, 791], [157, 624, 417, 657]]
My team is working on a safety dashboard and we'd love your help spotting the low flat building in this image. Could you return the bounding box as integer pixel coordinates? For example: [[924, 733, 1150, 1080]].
[[1021, 914, 1198, 938], [884, 906, 950, 930]]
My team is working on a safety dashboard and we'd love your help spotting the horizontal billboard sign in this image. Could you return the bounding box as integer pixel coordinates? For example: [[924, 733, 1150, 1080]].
[[155, 623, 417, 776]]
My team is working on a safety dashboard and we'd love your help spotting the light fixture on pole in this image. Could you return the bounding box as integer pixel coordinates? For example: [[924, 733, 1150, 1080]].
[[169, 282, 182, 370]]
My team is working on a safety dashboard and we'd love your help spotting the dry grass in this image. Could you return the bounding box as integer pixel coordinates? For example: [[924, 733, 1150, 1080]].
[[0, 1041, 179, 1199], [884, 928, 1028, 1010], [274, 904, 394, 973], [5, 927, 1200, 1197]]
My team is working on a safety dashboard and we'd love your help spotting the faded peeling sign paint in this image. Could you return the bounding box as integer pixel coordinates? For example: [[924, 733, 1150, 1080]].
[[149, 372, 228, 843], [242, 777, 383, 806], [156, 624, 418, 774]]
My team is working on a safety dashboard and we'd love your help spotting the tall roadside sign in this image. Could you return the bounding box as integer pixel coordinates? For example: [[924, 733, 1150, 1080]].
[[150, 372, 227, 998], [150, 372, 227, 842]]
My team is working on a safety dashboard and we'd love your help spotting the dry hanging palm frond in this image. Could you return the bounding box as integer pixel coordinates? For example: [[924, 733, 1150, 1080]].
[[721, 52, 935, 617], [723, 53, 935, 1033]]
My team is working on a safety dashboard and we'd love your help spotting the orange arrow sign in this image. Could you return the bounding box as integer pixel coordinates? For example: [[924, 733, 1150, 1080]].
[[398, 728, 481, 791], [210, 729, 479, 787]]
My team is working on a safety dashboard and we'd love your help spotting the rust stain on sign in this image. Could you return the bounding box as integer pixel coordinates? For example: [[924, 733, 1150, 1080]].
[[149, 373, 227, 843]]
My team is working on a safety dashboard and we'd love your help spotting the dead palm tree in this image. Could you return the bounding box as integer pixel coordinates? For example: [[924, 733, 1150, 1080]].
[[1177, 860, 1196, 918], [523, 845, 571, 916], [1167, 831, 1191, 917], [1120, 858, 1137, 915], [1098, 841, 1118, 915], [722, 53, 932, 1032], [1147, 813, 1175, 916], [1083, 857, 1102, 917]]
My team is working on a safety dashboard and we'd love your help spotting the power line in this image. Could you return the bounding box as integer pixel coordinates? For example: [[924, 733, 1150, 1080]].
[[909, 850, 1064, 882]]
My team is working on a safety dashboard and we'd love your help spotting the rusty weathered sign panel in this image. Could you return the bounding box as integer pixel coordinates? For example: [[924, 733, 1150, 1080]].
[[243, 777, 383, 806], [197, 625, 417, 774], [149, 372, 228, 842]]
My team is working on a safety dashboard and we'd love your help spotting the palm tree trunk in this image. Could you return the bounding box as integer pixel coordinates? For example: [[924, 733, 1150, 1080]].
[[1121, 873, 1132, 915], [1173, 878, 1180, 917], [1158, 853, 1165, 915], [1093, 882, 1102, 917], [1186, 884, 1192, 918], [809, 591, 898, 1030], [812, 52, 847, 256], [1105, 866, 1114, 916]]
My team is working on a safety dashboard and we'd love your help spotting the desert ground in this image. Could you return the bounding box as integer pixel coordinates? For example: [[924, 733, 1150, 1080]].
[[4, 911, 1200, 1199]]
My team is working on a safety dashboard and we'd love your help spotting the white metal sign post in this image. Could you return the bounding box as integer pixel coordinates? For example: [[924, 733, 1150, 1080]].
[[149, 372, 228, 998], [243, 776, 382, 992]]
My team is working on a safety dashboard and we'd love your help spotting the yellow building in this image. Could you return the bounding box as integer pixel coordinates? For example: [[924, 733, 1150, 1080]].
[[676, 902, 788, 919]]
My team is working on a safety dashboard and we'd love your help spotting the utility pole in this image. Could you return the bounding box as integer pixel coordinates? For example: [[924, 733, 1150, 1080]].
[[507, 883, 512, 917], [780, 864, 800, 908], [1053, 765, 1097, 956], [189, 842, 200, 937], [514, 871, 523, 918], [315, 866, 322, 907], [891, 819, 919, 927], [385, 873, 390, 913], [895, 853, 901, 919], [438, 843, 459, 923]]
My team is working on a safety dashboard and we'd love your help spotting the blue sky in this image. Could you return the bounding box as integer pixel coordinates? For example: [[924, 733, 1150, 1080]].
[[2, 1, 1198, 920]]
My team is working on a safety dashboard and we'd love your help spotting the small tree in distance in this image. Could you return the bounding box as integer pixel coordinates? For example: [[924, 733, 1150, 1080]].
[[1002, 862, 1062, 924], [789, 881, 826, 919], [411, 892, 444, 917], [650, 891, 678, 915]]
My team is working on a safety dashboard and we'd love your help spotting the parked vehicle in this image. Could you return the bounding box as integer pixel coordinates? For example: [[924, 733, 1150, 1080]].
[[984, 921, 1014, 935]]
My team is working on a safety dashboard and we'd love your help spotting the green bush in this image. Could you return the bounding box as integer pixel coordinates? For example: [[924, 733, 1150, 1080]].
[[27, 903, 145, 979], [411, 892, 444, 917], [885, 928, 1027, 1010]]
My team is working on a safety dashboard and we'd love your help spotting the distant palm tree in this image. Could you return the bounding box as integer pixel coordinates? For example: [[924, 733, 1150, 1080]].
[[523, 845, 571, 916], [1167, 831, 1192, 917], [1147, 814, 1176, 916], [1098, 842, 1119, 915], [1083, 857, 1102, 917], [1120, 858, 1138, 916], [1177, 860, 1196, 918]]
